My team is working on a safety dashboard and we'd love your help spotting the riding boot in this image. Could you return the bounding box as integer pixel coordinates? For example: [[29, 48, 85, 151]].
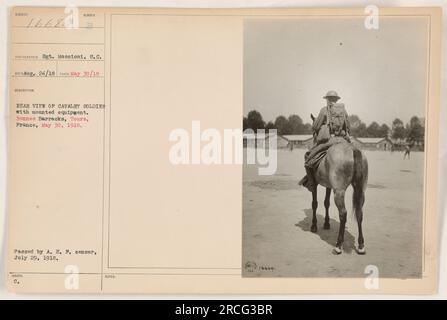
[[304, 166, 316, 192]]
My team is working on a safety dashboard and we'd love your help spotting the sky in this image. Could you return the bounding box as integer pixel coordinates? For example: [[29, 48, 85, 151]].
[[243, 17, 429, 126]]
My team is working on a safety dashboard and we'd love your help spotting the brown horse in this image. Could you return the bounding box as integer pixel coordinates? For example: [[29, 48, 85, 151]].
[[307, 118, 369, 255]]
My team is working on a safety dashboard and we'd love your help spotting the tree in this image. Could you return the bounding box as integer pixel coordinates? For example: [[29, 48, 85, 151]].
[[379, 123, 390, 138], [357, 123, 367, 137], [243, 117, 248, 131], [406, 116, 424, 145], [366, 121, 381, 137], [348, 115, 362, 129], [391, 118, 406, 141], [288, 114, 304, 134], [265, 121, 276, 130], [246, 110, 265, 132], [303, 123, 313, 134], [274, 115, 290, 135], [348, 114, 367, 137]]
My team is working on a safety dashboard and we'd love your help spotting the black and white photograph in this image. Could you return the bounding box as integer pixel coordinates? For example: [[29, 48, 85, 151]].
[[242, 17, 429, 278]]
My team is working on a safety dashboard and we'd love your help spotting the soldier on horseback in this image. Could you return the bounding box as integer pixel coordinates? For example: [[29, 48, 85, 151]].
[[297, 90, 367, 254], [299, 90, 352, 192]]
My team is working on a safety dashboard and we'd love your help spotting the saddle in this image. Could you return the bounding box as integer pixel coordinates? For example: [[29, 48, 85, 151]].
[[298, 136, 350, 189], [305, 136, 348, 170]]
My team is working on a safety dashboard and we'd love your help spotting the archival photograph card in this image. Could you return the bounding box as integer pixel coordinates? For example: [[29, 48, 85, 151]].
[[6, 6, 441, 294]]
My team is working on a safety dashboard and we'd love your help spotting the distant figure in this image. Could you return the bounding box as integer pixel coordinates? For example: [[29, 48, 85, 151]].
[[289, 142, 294, 151], [404, 144, 411, 159]]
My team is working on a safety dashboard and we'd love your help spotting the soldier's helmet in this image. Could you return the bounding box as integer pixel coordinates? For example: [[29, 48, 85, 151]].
[[323, 90, 340, 100]]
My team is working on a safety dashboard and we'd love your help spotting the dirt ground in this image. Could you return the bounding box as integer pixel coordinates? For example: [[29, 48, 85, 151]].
[[242, 148, 424, 278]]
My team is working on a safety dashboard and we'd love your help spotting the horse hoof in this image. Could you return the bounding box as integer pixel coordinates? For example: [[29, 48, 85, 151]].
[[323, 223, 330, 230], [310, 225, 317, 233], [332, 247, 342, 255], [357, 247, 366, 255]]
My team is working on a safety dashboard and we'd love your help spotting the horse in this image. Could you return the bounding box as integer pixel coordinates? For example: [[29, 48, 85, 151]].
[[307, 114, 369, 255]]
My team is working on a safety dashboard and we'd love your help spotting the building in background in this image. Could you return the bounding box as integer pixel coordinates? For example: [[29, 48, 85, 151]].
[[243, 133, 314, 149], [281, 135, 314, 149], [351, 137, 393, 150], [243, 132, 278, 148]]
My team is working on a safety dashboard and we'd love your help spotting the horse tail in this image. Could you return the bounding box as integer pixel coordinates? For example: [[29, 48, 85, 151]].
[[352, 148, 366, 222]]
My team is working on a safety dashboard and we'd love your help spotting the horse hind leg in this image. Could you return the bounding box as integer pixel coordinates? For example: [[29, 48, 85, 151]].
[[323, 187, 331, 230], [353, 186, 366, 254], [311, 187, 318, 233], [352, 148, 367, 255], [333, 189, 347, 255]]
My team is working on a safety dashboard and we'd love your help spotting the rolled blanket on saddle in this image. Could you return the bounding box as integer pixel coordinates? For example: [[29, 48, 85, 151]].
[[306, 136, 348, 169]]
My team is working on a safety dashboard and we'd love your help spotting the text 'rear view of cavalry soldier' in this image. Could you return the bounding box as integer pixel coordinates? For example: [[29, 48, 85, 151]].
[[299, 90, 351, 192]]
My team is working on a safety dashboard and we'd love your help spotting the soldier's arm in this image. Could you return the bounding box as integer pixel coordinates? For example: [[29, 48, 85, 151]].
[[344, 109, 351, 134], [312, 108, 326, 132]]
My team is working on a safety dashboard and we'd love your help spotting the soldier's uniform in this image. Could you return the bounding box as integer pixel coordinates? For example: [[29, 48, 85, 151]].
[[311, 104, 350, 140]]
